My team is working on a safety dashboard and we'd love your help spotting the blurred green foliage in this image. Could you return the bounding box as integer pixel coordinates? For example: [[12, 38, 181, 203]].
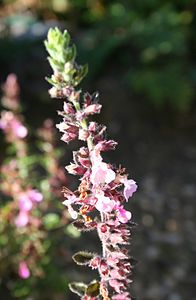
[[72, 0, 195, 110], [0, 0, 195, 110]]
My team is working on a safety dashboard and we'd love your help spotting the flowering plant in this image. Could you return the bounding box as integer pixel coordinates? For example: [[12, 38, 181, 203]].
[[0, 74, 71, 299], [0, 74, 44, 280], [45, 28, 138, 300]]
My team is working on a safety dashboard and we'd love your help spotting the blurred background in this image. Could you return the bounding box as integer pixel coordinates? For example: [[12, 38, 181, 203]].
[[0, 1, 196, 300]]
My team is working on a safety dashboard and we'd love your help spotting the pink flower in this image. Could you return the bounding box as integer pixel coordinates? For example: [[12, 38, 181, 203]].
[[95, 140, 117, 152], [18, 194, 33, 211], [78, 128, 89, 141], [61, 132, 78, 143], [109, 251, 128, 260], [62, 195, 78, 219], [89, 256, 101, 269], [18, 190, 43, 211], [0, 111, 28, 138], [56, 121, 78, 134], [112, 292, 131, 300], [116, 206, 132, 224], [109, 279, 124, 293], [83, 103, 102, 115], [15, 211, 29, 227], [66, 163, 86, 175], [56, 121, 67, 132], [123, 179, 137, 201], [107, 256, 119, 266], [14, 122, 28, 138], [28, 189, 43, 202], [90, 151, 116, 185], [90, 161, 116, 185], [95, 191, 116, 213], [110, 233, 124, 244], [88, 121, 97, 132], [67, 205, 78, 219], [18, 261, 30, 279], [110, 268, 124, 280], [63, 102, 75, 114]]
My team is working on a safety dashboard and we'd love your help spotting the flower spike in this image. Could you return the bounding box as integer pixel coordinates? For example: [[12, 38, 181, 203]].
[[45, 27, 138, 300]]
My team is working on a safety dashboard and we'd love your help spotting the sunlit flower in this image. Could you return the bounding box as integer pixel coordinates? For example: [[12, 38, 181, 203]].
[[116, 206, 132, 224], [90, 161, 116, 185], [95, 191, 116, 213], [62, 195, 78, 219], [123, 179, 137, 201]]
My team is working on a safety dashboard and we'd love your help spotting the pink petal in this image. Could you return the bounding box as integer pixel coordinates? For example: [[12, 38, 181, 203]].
[[15, 125, 28, 138], [67, 205, 78, 219], [15, 211, 29, 227], [112, 292, 131, 300], [109, 279, 124, 293], [18, 261, 30, 279], [95, 192, 116, 213], [117, 207, 132, 224], [91, 162, 115, 185], [18, 195, 33, 211], [62, 195, 78, 219], [123, 179, 137, 201], [28, 189, 43, 202]]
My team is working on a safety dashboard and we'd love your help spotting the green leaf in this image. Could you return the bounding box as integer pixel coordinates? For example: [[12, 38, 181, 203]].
[[72, 251, 94, 265], [63, 30, 70, 47], [86, 280, 100, 297], [48, 57, 63, 72], [74, 64, 88, 85], [44, 42, 57, 59], [45, 76, 57, 86], [68, 44, 77, 61], [69, 282, 87, 297]]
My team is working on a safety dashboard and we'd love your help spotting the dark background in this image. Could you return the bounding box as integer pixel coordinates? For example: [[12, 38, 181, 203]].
[[0, 1, 196, 299]]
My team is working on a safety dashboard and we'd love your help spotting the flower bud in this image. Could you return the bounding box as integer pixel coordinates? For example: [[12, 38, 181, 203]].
[[79, 128, 89, 141]]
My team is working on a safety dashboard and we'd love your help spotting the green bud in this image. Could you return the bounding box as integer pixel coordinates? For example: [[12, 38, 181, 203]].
[[45, 27, 88, 87]]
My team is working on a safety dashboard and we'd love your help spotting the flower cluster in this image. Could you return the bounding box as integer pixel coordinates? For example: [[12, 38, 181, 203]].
[[0, 74, 28, 141], [45, 28, 138, 300], [0, 74, 67, 283], [0, 110, 28, 139], [15, 188, 43, 228], [0, 74, 44, 279]]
